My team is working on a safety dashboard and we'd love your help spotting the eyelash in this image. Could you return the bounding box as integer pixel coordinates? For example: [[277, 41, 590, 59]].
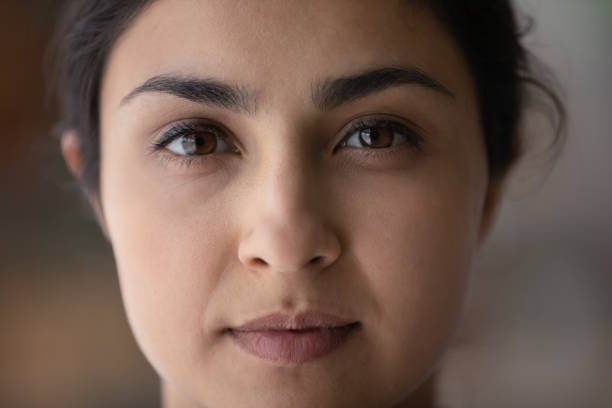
[[150, 121, 238, 167], [150, 117, 423, 166], [338, 117, 423, 152]]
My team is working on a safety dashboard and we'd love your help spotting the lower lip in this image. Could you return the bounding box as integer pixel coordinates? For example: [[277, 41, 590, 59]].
[[229, 323, 359, 364]]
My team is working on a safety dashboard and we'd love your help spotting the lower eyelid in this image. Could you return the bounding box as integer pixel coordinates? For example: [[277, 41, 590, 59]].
[[154, 148, 235, 172]]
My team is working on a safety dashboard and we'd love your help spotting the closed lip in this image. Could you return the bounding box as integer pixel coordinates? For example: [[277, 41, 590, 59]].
[[230, 310, 358, 332], [227, 310, 360, 364]]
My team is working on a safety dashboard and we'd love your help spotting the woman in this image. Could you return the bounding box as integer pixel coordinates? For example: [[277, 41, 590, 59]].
[[50, 0, 563, 406]]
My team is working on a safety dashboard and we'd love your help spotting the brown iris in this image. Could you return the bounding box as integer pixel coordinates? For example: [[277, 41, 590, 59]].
[[181, 132, 217, 155], [358, 127, 394, 148]]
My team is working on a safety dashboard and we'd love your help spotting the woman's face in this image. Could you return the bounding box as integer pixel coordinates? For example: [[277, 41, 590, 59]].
[[97, 0, 491, 406]]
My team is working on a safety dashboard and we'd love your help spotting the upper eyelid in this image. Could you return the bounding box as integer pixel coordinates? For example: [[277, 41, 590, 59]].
[[154, 119, 237, 149], [338, 116, 424, 145], [169, 121, 225, 137], [347, 116, 424, 134], [336, 112, 425, 136]]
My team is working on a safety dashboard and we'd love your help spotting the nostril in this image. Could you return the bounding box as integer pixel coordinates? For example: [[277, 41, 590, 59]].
[[309, 256, 323, 265], [251, 256, 323, 270], [251, 257, 268, 268]]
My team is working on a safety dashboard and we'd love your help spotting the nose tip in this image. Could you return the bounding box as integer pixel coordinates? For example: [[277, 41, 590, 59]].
[[238, 222, 341, 274], [237, 151, 341, 275]]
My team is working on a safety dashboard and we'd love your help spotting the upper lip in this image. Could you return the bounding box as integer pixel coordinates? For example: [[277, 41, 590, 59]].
[[231, 310, 358, 332]]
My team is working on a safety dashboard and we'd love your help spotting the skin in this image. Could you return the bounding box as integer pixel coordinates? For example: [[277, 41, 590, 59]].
[[63, 0, 502, 406]]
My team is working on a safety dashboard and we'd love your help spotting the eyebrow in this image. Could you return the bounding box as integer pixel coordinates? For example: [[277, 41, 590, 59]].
[[120, 74, 257, 113], [312, 66, 455, 110], [120, 66, 454, 113]]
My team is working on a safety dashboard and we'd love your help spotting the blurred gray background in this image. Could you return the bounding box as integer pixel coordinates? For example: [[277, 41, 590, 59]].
[[0, 1, 610, 407]]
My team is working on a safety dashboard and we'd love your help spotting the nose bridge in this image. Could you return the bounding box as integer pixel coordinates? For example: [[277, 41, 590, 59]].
[[264, 150, 312, 222], [238, 145, 341, 274]]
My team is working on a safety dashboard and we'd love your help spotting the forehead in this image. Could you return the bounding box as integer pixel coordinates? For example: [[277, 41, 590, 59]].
[[102, 0, 473, 111]]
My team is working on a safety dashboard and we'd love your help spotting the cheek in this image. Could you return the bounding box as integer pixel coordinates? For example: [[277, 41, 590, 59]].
[[100, 148, 235, 379], [341, 162, 483, 392]]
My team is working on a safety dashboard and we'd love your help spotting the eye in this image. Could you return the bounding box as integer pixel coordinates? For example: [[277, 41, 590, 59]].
[[340, 118, 423, 151], [154, 121, 238, 156]]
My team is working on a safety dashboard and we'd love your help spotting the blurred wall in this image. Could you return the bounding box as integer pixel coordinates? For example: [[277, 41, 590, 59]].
[[0, 2, 159, 407], [439, 1, 612, 407], [0, 1, 610, 407]]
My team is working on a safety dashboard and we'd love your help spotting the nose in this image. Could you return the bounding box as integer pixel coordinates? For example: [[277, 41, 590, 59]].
[[237, 157, 341, 274]]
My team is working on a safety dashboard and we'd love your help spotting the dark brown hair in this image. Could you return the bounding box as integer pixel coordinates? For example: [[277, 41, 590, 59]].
[[427, 0, 565, 176], [49, 0, 151, 195]]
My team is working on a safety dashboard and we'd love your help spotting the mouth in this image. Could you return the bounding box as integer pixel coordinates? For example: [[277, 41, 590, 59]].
[[226, 311, 361, 365]]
